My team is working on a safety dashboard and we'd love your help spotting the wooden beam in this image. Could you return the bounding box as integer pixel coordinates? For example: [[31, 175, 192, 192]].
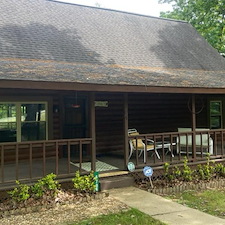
[[89, 92, 96, 171], [192, 94, 196, 160], [2, 80, 225, 94], [123, 93, 129, 169]]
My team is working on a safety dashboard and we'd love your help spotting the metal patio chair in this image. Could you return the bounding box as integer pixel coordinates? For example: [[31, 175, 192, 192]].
[[128, 129, 161, 163]]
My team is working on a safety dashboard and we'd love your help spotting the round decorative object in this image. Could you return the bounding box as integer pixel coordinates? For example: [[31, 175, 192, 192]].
[[143, 166, 153, 177], [127, 162, 135, 172]]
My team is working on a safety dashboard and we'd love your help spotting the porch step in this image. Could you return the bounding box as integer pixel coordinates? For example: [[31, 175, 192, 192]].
[[100, 174, 134, 191]]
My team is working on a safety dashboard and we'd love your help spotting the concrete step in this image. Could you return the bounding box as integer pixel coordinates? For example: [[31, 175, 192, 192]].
[[100, 175, 134, 191]]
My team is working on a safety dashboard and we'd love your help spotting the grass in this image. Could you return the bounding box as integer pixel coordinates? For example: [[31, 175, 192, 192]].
[[69, 208, 167, 225], [167, 189, 225, 218]]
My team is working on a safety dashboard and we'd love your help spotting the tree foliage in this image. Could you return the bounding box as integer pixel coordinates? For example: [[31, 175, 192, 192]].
[[159, 0, 225, 54]]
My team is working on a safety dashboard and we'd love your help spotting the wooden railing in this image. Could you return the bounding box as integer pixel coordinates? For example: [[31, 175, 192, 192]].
[[128, 129, 225, 167], [0, 138, 93, 184]]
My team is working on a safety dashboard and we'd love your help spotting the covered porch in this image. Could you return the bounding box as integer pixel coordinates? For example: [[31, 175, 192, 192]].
[[1, 87, 225, 187], [1, 128, 225, 186]]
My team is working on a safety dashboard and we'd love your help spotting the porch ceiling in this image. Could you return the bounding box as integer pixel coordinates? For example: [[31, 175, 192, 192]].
[[1, 58, 225, 94]]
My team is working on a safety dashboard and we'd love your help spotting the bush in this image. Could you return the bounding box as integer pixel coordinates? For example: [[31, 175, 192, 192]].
[[8, 180, 30, 202], [72, 171, 96, 194], [172, 166, 182, 179], [162, 155, 225, 184], [163, 162, 175, 181], [182, 157, 193, 181], [8, 173, 60, 202], [31, 173, 60, 198], [197, 155, 215, 180], [215, 163, 225, 177]]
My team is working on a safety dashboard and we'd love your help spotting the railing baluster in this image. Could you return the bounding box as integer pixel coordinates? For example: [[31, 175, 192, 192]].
[[207, 132, 210, 156], [170, 134, 173, 162], [215, 132, 218, 156], [79, 140, 83, 172], [153, 135, 156, 163], [43, 142, 46, 176], [144, 136, 147, 164], [1, 145, 4, 183], [186, 134, 189, 158], [16, 144, 19, 180], [29, 143, 32, 179], [221, 131, 224, 156], [67, 141, 71, 174], [200, 132, 203, 158], [178, 133, 181, 160], [135, 137, 138, 166], [55, 142, 59, 175], [162, 135, 165, 162]]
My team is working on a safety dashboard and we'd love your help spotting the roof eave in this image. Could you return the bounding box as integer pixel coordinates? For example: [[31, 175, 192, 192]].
[[1, 79, 225, 94]]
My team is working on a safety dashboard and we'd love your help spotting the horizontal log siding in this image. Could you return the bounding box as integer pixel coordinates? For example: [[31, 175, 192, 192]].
[[196, 95, 208, 128], [95, 93, 124, 154], [128, 93, 208, 133]]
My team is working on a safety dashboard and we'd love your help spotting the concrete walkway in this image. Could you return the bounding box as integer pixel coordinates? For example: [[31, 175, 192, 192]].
[[108, 186, 225, 225]]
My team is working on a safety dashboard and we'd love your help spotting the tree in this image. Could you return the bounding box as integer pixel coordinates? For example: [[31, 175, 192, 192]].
[[159, 0, 225, 54], [95, 2, 101, 7]]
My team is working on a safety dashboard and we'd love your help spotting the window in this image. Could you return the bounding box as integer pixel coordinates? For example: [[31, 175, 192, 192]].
[[209, 101, 222, 129], [0, 104, 17, 142], [0, 102, 48, 142]]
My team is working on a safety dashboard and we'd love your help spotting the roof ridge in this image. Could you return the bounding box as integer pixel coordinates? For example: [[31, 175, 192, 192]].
[[47, 0, 188, 24]]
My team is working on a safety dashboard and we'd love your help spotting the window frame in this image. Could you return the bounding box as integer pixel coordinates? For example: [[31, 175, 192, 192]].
[[0, 101, 48, 142], [209, 100, 223, 129]]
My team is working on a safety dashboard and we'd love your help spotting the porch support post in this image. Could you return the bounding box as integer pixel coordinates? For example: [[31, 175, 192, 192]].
[[90, 92, 96, 171], [192, 94, 197, 160], [124, 93, 129, 169]]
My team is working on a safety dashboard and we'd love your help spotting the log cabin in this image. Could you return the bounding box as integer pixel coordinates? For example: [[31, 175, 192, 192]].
[[1, 0, 225, 187]]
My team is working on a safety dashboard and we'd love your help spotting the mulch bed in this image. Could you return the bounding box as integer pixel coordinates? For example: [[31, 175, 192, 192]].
[[138, 177, 225, 195], [0, 194, 129, 225], [0, 189, 108, 218]]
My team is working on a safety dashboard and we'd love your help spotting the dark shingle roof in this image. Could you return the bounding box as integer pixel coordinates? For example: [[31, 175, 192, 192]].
[[1, 0, 225, 88]]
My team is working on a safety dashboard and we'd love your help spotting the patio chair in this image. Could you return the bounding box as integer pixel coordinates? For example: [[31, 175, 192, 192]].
[[128, 129, 160, 163]]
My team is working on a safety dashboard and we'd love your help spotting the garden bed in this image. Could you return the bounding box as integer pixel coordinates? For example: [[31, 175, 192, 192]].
[[0, 189, 108, 218], [0, 194, 129, 225], [137, 156, 225, 195], [139, 178, 225, 195], [0, 171, 110, 220]]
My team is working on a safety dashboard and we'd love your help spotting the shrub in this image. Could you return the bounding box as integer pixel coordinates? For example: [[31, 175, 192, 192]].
[[163, 162, 174, 181], [172, 166, 182, 179], [72, 171, 96, 194], [163, 162, 170, 177], [163, 157, 194, 183], [197, 155, 215, 180], [8, 180, 30, 202], [182, 157, 193, 181], [31, 173, 60, 198], [215, 163, 225, 177]]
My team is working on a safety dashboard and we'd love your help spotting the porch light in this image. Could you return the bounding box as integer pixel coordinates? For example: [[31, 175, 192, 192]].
[[71, 104, 80, 108], [72, 91, 80, 108]]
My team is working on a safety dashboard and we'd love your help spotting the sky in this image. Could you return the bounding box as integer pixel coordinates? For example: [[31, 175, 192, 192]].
[[55, 0, 173, 17]]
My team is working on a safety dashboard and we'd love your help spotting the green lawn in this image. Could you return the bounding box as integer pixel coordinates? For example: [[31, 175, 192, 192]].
[[68, 208, 166, 225], [167, 189, 225, 218]]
